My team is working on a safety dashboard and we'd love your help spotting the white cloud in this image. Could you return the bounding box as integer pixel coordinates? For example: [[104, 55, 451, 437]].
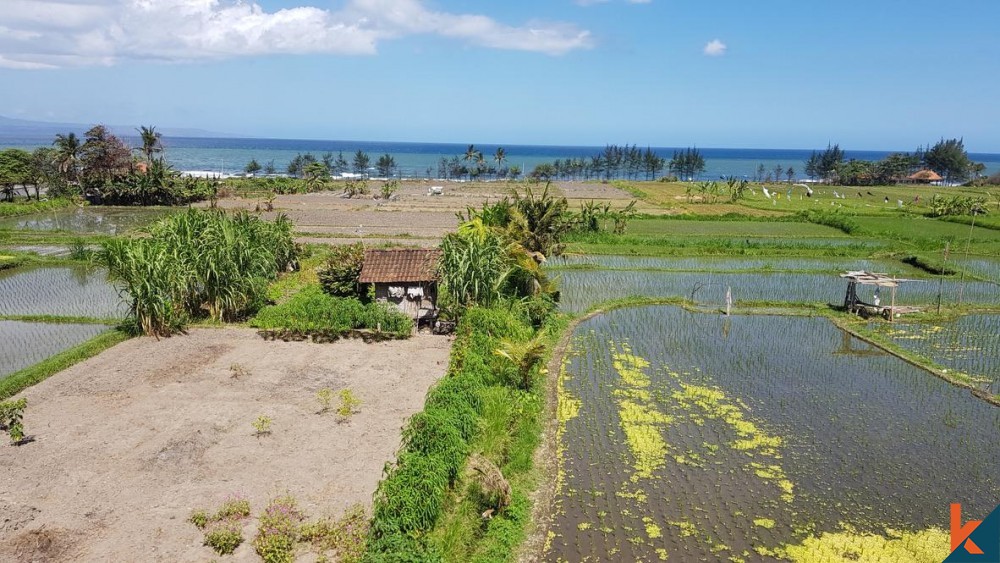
[[703, 38, 726, 56], [0, 0, 593, 69]]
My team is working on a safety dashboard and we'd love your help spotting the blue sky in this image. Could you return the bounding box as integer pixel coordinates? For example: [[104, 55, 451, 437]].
[[1, 0, 998, 151]]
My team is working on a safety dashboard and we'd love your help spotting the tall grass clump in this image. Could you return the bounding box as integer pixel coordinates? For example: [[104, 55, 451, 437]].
[[100, 208, 296, 336]]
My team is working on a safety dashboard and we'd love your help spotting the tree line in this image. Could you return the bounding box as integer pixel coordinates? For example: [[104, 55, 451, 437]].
[[0, 124, 215, 205], [804, 139, 987, 185]]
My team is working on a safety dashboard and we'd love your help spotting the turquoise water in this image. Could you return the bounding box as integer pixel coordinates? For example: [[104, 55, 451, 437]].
[[4, 134, 999, 179]]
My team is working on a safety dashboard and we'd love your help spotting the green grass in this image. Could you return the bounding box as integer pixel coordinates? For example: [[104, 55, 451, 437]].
[[251, 285, 412, 338], [626, 218, 846, 238], [0, 329, 130, 401], [0, 198, 74, 218], [0, 314, 121, 325]]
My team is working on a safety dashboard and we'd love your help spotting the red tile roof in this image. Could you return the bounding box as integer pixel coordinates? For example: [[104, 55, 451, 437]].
[[359, 249, 442, 283]]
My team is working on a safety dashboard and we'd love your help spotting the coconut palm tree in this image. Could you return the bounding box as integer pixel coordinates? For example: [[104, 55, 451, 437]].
[[52, 132, 81, 182], [494, 147, 506, 179], [137, 125, 163, 163]]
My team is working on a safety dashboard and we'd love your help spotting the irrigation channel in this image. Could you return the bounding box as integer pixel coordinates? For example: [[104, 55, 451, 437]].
[[548, 305, 1000, 562]]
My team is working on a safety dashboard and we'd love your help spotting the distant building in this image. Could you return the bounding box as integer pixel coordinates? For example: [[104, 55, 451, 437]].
[[906, 169, 943, 184], [358, 248, 441, 323]]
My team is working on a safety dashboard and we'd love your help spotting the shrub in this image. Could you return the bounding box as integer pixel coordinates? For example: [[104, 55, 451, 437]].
[[317, 243, 365, 298], [401, 408, 468, 481]]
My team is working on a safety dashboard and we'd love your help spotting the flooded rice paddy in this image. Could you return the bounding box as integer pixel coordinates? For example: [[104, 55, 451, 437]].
[[0, 206, 174, 234], [549, 306, 1000, 562], [0, 320, 110, 378], [554, 269, 1000, 313], [0, 265, 124, 318], [548, 255, 921, 276], [873, 315, 1000, 394]]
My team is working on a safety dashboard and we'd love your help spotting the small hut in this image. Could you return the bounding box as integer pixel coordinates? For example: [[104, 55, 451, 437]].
[[840, 270, 920, 321], [358, 248, 441, 324], [907, 169, 943, 184]]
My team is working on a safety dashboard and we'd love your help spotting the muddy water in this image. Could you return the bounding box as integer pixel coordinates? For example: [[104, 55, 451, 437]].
[[0, 206, 173, 234], [548, 306, 1000, 561]]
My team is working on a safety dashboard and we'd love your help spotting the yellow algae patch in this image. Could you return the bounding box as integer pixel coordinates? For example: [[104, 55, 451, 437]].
[[558, 392, 581, 424], [672, 380, 794, 501], [610, 345, 673, 482], [619, 400, 673, 425], [655, 548, 669, 560], [780, 527, 949, 563], [668, 520, 698, 538], [616, 488, 648, 504], [753, 518, 775, 529], [642, 517, 662, 539], [622, 423, 668, 480]]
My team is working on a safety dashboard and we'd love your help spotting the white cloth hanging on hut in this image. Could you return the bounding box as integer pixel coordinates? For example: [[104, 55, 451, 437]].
[[388, 286, 405, 298], [406, 286, 424, 299]]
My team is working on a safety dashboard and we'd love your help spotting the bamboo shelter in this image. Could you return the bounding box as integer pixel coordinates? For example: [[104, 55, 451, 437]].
[[840, 270, 920, 321], [906, 169, 943, 184]]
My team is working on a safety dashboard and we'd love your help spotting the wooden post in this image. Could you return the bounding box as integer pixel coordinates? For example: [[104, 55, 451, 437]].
[[889, 284, 896, 322]]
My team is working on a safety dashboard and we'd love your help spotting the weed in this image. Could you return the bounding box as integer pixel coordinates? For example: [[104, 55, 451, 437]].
[[252, 415, 273, 437], [215, 496, 252, 520], [189, 509, 211, 530], [230, 363, 249, 379], [190, 495, 252, 555], [317, 388, 333, 414], [204, 520, 244, 555], [300, 504, 369, 563], [253, 495, 304, 563], [337, 389, 361, 422], [0, 398, 26, 444]]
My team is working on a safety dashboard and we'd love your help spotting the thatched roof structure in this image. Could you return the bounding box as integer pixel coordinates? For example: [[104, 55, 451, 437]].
[[839, 270, 906, 288], [359, 249, 441, 284], [907, 169, 943, 182]]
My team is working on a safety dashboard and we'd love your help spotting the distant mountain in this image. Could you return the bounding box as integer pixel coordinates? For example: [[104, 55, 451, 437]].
[[0, 115, 233, 139]]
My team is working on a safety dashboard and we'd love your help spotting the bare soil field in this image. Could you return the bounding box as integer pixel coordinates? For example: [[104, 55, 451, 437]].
[[0, 328, 451, 562], [208, 180, 652, 245]]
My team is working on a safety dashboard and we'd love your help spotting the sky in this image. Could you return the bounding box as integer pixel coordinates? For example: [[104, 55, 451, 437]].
[[1, 0, 999, 152]]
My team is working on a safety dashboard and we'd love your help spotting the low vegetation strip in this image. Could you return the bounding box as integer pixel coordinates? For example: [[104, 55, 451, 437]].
[[0, 329, 129, 401], [0, 198, 73, 218], [250, 285, 412, 341], [364, 306, 560, 562]]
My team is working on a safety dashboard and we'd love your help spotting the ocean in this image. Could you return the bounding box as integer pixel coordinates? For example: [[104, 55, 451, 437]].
[[3, 134, 999, 181]]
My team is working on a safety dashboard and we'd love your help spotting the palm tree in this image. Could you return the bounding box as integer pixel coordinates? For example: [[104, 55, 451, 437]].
[[494, 147, 506, 180], [137, 125, 163, 163], [464, 144, 479, 164], [52, 132, 81, 182]]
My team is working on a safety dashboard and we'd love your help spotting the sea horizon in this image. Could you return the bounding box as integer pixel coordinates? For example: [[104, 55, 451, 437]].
[[3, 132, 999, 180]]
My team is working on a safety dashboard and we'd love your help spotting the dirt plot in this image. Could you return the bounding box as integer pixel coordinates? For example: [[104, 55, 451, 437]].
[[0, 328, 451, 562], [207, 180, 650, 244]]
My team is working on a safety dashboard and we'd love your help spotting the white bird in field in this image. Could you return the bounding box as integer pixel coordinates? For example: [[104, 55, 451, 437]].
[[762, 187, 771, 198]]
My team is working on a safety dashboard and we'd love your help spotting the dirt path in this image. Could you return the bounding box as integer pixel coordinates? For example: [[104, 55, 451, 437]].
[[0, 328, 451, 562]]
